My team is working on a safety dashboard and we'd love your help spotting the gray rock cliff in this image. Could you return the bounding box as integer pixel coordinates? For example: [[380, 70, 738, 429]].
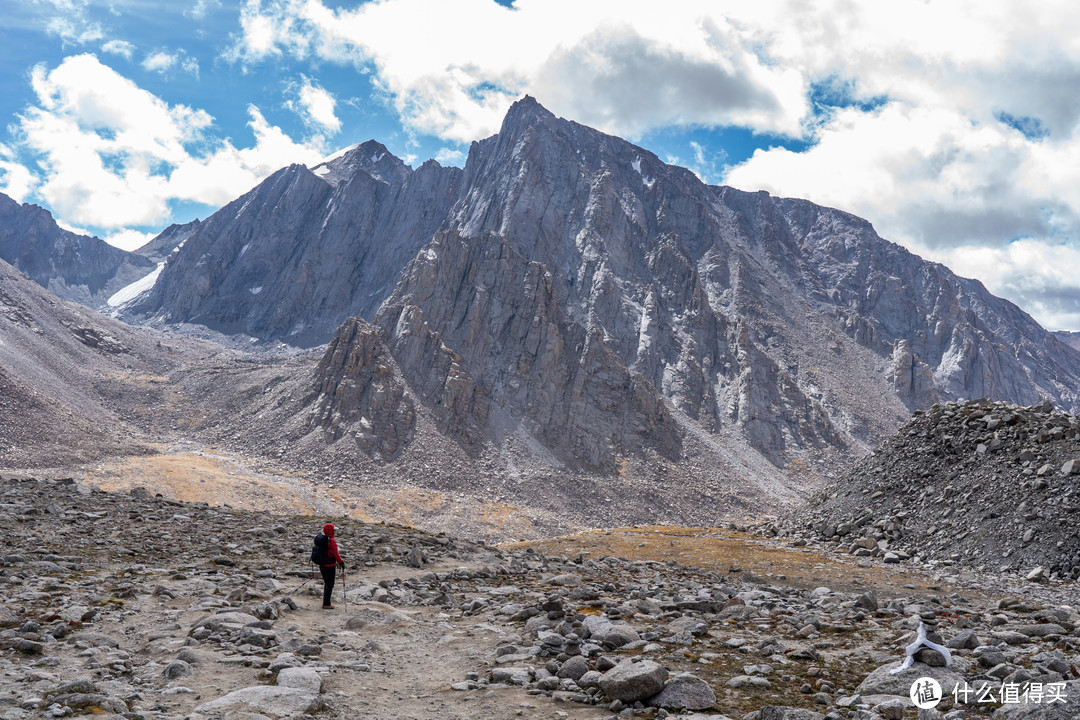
[[130, 142, 461, 346], [0, 192, 155, 308]]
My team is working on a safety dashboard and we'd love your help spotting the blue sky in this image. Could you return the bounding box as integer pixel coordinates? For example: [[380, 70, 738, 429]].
[[2, 0, 1080, 331]]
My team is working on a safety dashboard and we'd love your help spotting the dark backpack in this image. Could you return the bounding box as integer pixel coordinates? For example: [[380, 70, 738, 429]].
[[310, 534, 330, 565]]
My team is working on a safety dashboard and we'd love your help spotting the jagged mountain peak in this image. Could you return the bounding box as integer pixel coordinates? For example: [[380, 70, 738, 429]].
[[499, 95, 557, 133], [310, 139, 410, 187]]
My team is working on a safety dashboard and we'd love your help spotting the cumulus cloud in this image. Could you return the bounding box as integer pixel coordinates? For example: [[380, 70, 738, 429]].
[[0, 144, 36, 202], [294, 79, 340, 134], [101, 39, 136, 59], [929, 241, 1080, 331], [42, 0, 104, 45], [142, 49, 201, 78], [17, 54, 323, 228], [225, 0, 808, 142]]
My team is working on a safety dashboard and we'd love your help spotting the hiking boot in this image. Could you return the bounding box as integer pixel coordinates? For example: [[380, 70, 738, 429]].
[[322, 604, 334, 609]]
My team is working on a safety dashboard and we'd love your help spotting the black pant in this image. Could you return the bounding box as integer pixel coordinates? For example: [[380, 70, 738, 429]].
[[320, 565, 336, 607]]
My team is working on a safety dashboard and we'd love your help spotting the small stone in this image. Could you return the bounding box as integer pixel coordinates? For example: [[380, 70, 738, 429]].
[[945, 629, 981, 650], [914, 648, 948, 667], [549, 573, 582, 586], [1062, 459, 1080, 475], [557, 655, 589, 681], [854, 591, 878, 611], [162, 660, 193, 679], [727, 675, 772, 689]]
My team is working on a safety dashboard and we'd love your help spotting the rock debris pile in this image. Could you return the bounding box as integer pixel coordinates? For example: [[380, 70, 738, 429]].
[[3, 475, 1080, 719], [777, 399, 1080, 581]]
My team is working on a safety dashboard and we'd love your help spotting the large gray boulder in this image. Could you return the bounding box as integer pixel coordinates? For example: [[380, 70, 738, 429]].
[[598, 659, 669, 702], [856, 661, 965, 697], [647, 672, 716, 710], [194, 686, 325, 717]]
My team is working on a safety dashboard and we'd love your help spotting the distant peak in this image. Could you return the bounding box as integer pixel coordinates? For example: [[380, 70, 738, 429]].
[[499, 95, 557, 134]]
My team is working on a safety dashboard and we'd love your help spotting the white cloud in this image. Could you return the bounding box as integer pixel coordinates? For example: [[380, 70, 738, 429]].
[[927, 240, 1080, 332], [142, 49, 200, 78], [142, 51, 176, 73], [185, 0, 221, 21], [17, 54, 324, 228], [434, 147, 464, 166], [296, 79, 340, 134], [101, 39, 135, 59], [103, 228, 156, 251], [724, 100, 1080, 330], [0, 144, 36, 202], [226, 0, 809, 142], [42, 0, 104, 45]]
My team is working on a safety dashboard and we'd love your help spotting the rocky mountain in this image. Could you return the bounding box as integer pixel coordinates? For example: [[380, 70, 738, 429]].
[[132, 218, 201, 264], [130, 141, 461, 346], [0, 192, 156, 308], [1056, 331, 1080, 352], [123, 97, 1080, 477]]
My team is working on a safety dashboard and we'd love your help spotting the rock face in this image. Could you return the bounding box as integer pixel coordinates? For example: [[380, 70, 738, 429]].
[[132, 218, 201, 264], [374, 231, 682, 468], [1054, 331, 1080, 353], [131, 141, 461, 346], [124, 96, 1080, 475], [0, 192, 155, 308], [309, 316, 416, 460]]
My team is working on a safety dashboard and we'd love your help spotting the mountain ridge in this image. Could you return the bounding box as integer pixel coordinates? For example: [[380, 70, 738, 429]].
[[0, 193, 157, 308], [114, 97, 1080, 477]]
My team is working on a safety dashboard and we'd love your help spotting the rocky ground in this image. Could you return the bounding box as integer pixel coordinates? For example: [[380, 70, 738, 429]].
[[774, 400, 1080, 582], [3, 475, 1080, 720]]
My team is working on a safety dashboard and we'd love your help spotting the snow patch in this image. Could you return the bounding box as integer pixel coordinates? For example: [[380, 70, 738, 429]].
[[313, 166, 330, 177], [239, 243, 251, 257], [371, 152, 385, 163], [107, 263, 164, 307], [631, 156, 655, 188], [249, 286, 263, 295]]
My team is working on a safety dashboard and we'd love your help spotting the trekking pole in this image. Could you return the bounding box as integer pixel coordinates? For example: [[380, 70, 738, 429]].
[[341, 565, 347, 611]]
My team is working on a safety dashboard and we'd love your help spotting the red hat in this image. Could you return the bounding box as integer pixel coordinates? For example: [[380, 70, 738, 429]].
[[323, 523, 335, 537]]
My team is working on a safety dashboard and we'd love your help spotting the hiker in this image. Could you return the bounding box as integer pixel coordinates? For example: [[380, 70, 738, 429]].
[[312, 522, 345, 609]]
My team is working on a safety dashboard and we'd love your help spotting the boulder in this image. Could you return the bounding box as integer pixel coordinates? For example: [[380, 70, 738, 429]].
[[598, 659, 669, 702], [195, 686, 325, 717], [276, 667, 323, 693], [647, 672, 716, 710], [856, 661, 964, 697], [583, 615, 640, 648]]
